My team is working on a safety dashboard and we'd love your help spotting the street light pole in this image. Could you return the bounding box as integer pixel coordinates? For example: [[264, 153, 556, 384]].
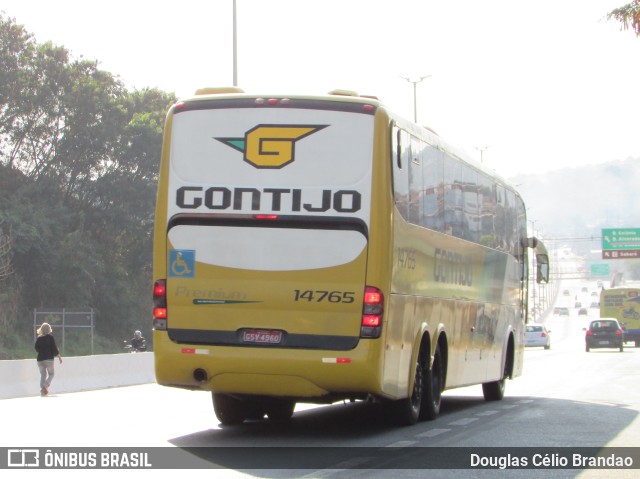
[[233, 0, 238, 86], [474, 145, 492, 164], [529, 219, 539, 321], [401, 75, 430, 123]]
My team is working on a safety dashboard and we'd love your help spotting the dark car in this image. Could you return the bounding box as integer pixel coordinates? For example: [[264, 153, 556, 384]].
[[578, 307, 588, 316], [585, 318, 624, 352]]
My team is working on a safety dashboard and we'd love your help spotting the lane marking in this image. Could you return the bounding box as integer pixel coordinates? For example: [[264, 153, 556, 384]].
[[476, 410, 500, 416], [416, 428, 451, 438], [385, 440, 418, 447], [448, 417, 479, 426]]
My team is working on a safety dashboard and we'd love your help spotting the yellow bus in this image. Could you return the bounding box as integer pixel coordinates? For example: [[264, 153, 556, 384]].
[[152, 87, 549, 426], [599, 287, 640, 346]]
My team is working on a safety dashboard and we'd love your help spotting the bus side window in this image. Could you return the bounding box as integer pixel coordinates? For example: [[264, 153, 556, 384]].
[[409, 137, 423, 225], [392, 127, 409, 219], [422, 145, 444, 232], [396, 128, 402, 169]]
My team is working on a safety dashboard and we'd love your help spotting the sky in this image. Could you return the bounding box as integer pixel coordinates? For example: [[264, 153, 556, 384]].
[[1, 0, 640, 178]]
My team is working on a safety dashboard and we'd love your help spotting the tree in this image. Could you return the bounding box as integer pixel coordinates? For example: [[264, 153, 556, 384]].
[[0, 14, 176, 355], [608, 1, 640, 36]]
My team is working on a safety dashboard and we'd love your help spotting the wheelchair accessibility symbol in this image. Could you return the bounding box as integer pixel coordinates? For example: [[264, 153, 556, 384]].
[[169, 250, 195, 278]]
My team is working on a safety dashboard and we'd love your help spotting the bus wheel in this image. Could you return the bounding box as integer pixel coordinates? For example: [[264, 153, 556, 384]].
[[245, 400, 266, 420], [266, 400, 296, 422], [420, 345, 443, 421], [212, 393, 247, 426], [483, 352, 509, 401], [483, 377, 505, 402], [387, 349, 425, 426]]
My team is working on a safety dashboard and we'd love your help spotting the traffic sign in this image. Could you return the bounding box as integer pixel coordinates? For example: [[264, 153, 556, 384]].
[[602, 228, 640, 259], [602, 250, 640, 259], [590, 263, 610, 276], [602, 228, 640, 251]]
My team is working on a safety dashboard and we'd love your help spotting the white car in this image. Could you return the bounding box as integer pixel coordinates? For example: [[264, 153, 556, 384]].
[[526, 325, 551, 349]]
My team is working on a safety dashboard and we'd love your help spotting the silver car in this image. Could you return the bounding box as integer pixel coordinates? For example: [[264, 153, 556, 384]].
[[526, 325, 551, 349]]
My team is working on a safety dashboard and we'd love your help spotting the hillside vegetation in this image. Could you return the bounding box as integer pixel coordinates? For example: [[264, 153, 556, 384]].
[[0, 14, 175, 358]]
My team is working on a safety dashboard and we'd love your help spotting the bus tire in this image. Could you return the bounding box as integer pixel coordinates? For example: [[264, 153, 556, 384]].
[[245, 400, 266, 420], [212, 393, 247, 426], [420, 345, 443, 421], [483, 377, 505, 401], [483, 348, 510, 401], [387, 348, 426, 426], [266, 400, 296, 422]]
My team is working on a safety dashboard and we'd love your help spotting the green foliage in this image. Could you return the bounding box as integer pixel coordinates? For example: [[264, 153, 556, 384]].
[[0, 13, 176, 358], [608, 1, 640, 36]]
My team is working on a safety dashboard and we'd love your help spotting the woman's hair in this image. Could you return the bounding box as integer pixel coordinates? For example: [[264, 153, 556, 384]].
[[37, 323, 52, 336]]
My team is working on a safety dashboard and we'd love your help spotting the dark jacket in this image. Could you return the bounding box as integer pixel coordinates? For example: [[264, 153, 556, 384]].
[[35, 334, 59, 362]]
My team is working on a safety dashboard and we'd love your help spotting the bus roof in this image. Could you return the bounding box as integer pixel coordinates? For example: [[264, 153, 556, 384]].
[[177, 86, 517, 195]]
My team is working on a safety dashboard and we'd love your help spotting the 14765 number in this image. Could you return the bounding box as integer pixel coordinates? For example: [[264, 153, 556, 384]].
[[294, 290, 355, 303]]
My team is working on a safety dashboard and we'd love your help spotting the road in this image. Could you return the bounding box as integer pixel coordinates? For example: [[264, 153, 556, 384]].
[[3, 288, 639, 478]]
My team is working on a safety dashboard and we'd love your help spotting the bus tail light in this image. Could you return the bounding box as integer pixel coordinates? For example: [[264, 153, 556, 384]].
[[153, 279, 168, 330], [361, 286, 383, 338]]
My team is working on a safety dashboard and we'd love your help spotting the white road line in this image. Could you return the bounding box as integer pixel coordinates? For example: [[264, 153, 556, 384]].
[[416, 428, 451, 438], [385, 440, 418, 447], [475, 410, 500, 416], [447, 417, 479, 426]]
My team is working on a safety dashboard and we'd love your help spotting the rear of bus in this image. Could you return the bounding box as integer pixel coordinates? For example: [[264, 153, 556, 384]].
[[600, 288, 640, 347], [152, 89, 390, 417]]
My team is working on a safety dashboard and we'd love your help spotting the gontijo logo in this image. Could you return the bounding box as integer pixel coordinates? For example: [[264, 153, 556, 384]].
[[216, 124, 328, 169]]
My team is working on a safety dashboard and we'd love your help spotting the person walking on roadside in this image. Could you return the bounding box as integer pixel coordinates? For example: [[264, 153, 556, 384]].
[[35, 322, 62, 396]]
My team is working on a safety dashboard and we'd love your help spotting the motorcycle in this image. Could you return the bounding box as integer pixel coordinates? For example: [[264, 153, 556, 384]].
[[123, 339, 147, 353]]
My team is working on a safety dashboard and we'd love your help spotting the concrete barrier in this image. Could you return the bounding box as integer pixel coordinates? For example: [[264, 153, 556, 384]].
[[0, 353, 155, 399]]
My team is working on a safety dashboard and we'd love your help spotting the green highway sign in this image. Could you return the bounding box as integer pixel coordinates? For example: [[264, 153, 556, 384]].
[[602, 228, 640, 259], [590, 263, 610, 276], [602, 228, 640, 250]]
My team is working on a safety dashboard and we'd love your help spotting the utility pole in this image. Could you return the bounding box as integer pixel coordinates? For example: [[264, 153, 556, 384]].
[[233, 0, 238, 86], [401, 75, 431, 123], [474, 145, 492, 164]]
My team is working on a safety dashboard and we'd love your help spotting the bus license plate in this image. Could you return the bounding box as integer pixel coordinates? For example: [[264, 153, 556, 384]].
[[242, 329, 282, 344]]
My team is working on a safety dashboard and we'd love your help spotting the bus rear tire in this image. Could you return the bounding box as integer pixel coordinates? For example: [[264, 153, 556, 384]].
[[386, 349, 426, 426], [212, 393, 247, 426], [266, 399, 296, 421], [483, 350, 510, 401], [420, 345, 443, 421], [483, 378, 505, 401]]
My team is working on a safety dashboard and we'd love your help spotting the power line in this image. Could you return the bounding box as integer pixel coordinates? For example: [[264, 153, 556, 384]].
[[542, 236, 602, 242]]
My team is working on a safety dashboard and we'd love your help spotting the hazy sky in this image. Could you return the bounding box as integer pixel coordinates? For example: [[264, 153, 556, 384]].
[[2, 0, 640, 178]]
